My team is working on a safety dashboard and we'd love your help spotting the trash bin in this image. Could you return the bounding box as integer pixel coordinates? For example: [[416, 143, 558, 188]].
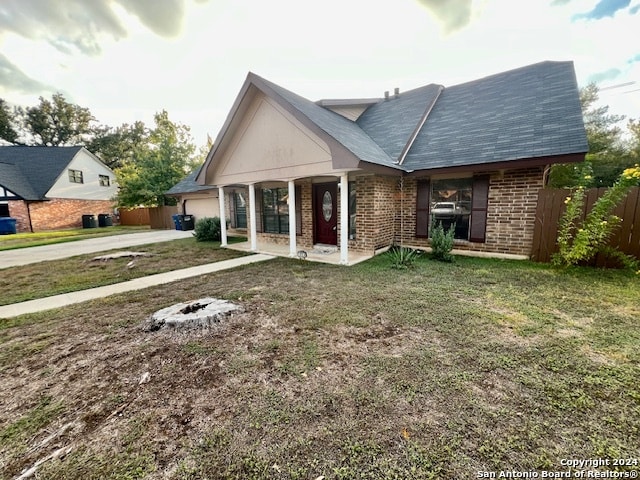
[[0, 217, 17, 235], [180, 214, 195, 231], [172, 214, 182, 230], [98, 213, 113, 227], [82, 214, 97, 228]]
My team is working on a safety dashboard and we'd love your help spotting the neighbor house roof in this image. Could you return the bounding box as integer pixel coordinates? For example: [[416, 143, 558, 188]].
[[199, 61, 588, 181], [0, 146, 85, 200]]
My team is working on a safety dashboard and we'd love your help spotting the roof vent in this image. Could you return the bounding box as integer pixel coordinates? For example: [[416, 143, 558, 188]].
[[384, 91, 389, 101], [394, 87, 400, 98]]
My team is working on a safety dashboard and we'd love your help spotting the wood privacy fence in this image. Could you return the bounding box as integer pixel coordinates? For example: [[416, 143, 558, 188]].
[[118, 206, 178, 229], [532, 186, 640, 265]]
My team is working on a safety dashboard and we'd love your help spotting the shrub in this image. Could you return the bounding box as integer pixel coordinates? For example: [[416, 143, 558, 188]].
[[553, 164, 640, 268], [193, 217, 222, 242], [387, 246, 422, 269], [430, 221, 455, 262]]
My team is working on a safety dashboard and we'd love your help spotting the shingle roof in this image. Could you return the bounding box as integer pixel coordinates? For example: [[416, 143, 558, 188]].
[[166, 167, 215, 195], [0, 146, 84, 200], [401, 61, 588, 171]]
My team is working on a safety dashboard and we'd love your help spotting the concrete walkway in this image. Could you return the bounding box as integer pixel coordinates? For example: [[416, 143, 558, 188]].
[[0, 230, 195, 269], [0, 254, 274, 318]]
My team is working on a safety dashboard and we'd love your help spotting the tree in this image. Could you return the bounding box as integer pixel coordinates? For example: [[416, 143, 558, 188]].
[[0, 99, 19, 144], [115, 110, 196, 207], [21, 93, 95, 146], [548, 83, 632, 188], [88, 121, 148, 169]]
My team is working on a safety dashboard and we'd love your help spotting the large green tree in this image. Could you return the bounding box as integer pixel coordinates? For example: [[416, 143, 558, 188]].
[[0, 99, 19, 144], [88, 121, 148, 169], [115, 110, 196, 207], [20, 93, 95, 146], [548, 84, 635, 187]]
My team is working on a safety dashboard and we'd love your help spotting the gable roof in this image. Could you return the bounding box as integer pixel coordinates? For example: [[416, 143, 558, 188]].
[[199, 61, 587, 183], [166, 166, 216, 195], [0, 146, 85, 200]]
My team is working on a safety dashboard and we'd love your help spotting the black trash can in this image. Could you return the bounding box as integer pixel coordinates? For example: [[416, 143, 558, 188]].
[[82, 214, 97, 228], [98, 213, 113, 227], [180, 214, 195, 231], [172, 214, 182, 230], [0, 217, 17, 235]]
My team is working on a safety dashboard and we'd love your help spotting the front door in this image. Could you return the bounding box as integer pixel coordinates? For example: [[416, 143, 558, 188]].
[[313, 183, 338, 245]]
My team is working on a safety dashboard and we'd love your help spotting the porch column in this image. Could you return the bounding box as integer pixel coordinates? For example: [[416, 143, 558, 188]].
[[248, 183, 257, 252], [340, 173, 349, 265], [288, 180, 297, 257], [218, 186, 227, 246]]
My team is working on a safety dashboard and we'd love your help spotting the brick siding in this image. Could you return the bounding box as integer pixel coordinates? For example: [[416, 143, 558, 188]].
[[8, 198, 116, 232]]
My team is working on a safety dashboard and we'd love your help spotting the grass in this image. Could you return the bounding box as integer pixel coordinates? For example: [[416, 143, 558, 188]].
[[0, 225, 151, 251], [0, 252, 639, 478], [0, 237, 248, 305]]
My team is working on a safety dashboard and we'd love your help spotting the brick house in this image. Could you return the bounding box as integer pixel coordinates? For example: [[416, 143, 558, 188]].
[[0, 146, 117, 232], [197, 61, 588, 264]]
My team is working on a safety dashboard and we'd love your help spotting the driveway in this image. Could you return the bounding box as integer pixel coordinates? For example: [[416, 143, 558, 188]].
[[0, 230, 194, 269]]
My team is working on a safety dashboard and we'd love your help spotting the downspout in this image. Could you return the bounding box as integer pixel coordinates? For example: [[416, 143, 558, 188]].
[[26, 201, 34, 232], [396, 85, 444, 166]]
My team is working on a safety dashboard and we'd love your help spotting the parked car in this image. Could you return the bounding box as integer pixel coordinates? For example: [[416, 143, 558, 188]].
[[431, 202, 457, 220]]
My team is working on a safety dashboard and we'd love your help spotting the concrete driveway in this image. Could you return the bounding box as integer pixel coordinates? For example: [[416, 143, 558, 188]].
[[0, 230, 194, 269]]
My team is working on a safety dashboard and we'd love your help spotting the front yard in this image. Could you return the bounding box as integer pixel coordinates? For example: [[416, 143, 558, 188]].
[[0, 250, 638, 479]]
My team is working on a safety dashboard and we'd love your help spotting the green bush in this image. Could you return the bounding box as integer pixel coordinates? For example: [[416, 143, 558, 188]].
[[430, 221, 455, 262], [387, 245, 422, 269], [193, 217, 222, 242]]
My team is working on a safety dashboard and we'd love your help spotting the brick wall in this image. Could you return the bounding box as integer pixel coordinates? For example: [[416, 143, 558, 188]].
[[27, 198, 115, 232], [7, 201, 31, 233], [397, 167, 544, 256]]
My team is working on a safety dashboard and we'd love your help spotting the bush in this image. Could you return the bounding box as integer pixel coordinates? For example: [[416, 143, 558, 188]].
[[430, 221, 455, 262], [193, 217, 222, 242], [387, 245, 422, 269]]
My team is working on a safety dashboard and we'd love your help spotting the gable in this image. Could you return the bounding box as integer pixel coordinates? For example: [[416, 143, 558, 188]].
[[46, 149, 117, 200], [210, 92, 335, 186]]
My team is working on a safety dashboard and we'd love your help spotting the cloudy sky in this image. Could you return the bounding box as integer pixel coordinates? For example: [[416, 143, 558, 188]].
[[0, 0, 638, 146]]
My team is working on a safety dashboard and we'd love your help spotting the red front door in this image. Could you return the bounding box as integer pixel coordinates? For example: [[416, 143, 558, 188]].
[[313, 183, 338, 245]]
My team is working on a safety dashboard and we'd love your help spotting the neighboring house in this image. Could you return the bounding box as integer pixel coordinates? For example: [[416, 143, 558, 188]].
[[197, 61, 588, 264], [0, 146, 117, 232], [166, 167, 221, 224]]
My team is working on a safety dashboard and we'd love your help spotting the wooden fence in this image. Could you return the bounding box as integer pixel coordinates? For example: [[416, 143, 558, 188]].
[[532, 186, 640, 265], [118, 206, 178, 229]]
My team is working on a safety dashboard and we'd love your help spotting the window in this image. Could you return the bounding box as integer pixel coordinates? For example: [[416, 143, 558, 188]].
[[262, 187, 290, 234], [430, 178, 473, 240], [68, 169, 83, 184], [415, 176, 490, 243], [0, 203, 9, 217], [99, 175, 110, 187], [233, 192, 247, 229]]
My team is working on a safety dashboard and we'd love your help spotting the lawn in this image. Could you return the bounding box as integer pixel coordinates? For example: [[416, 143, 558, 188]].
[[0, 252, 639, 479]]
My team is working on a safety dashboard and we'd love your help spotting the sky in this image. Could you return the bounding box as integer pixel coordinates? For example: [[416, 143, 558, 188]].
[[0, 0, 639, 147]]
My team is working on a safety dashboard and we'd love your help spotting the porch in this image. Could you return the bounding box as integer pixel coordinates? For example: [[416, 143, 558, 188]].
[[225, 239, 375, 266]]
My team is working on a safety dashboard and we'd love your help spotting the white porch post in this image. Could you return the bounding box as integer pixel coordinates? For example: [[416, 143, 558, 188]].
[[288, 180, 297, 257], [248, 183, 257, 252], [340, 173, 349, 265], [218, 186, 227, 247]]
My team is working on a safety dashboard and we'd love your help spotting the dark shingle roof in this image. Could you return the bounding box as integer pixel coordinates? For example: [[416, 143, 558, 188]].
[[0, 146, 84, 200], [401, 61, 588, 171], [166, 167, 215, 195]]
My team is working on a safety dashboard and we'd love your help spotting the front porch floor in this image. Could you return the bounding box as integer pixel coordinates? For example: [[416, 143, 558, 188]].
[[226, 241, 374, 266]]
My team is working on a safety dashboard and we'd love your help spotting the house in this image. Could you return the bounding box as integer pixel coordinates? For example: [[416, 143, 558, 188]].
[[197, 61, 588, 264], [166, 167, 221, 224], [0, 146, 117, 232]]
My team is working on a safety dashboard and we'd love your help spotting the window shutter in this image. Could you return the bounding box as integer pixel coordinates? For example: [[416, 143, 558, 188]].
[[295, 185, 302, 235], [469, 175, 490, 243], [255, 188, 263, 232], [415, 179, 430, 237]]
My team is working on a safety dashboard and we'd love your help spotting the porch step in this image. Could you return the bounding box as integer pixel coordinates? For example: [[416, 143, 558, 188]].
[[310, 244, 338, 254]]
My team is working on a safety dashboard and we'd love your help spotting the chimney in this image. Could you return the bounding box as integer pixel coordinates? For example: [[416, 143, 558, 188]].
[[394, 87, 400, 98], [384, 91, 389, 101]]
